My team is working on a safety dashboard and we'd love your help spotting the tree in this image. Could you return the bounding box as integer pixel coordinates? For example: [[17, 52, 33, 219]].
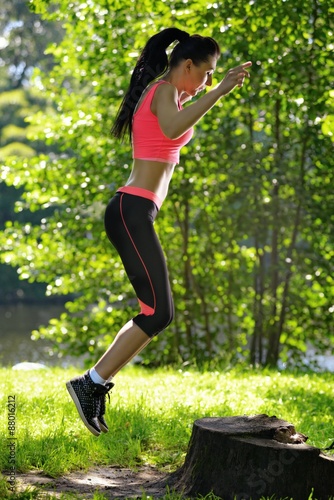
[[0, 0, 333, 366], [0, 0, 63, 89], [0, 0, 63, 302]]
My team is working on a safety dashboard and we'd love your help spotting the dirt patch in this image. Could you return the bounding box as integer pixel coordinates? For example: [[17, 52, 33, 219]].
[[16, 465, 175, 499]]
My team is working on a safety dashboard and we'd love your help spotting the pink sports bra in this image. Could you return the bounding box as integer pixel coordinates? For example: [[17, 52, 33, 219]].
[[132, 81, 193, 164]]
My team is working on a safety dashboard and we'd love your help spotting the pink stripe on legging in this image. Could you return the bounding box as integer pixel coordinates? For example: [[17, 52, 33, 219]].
[[117, 186, 162, 209]]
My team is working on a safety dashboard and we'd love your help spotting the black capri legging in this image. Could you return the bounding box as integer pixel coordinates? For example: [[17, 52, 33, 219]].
[[104, 189, 174, 338]]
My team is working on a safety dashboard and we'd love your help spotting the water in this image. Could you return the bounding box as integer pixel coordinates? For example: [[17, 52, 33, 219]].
[[0, 303, 78, 367], [1, 304, 333, 372]]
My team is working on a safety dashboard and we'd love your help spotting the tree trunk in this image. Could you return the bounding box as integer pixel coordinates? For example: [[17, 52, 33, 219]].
[[266, 181, 280, 367], [173, 198, 193, 352], [171, 414, 334, 500], [251, 240, 265, 365]]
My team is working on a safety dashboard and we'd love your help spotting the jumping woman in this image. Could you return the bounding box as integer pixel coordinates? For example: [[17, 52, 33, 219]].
[[66, 27, 251, 436]]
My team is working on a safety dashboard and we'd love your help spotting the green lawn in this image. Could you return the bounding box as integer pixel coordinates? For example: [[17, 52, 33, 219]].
[[0, 365, 333, 499]]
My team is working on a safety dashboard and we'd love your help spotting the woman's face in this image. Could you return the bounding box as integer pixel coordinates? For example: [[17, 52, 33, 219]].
[[185, 55, 218, 96]]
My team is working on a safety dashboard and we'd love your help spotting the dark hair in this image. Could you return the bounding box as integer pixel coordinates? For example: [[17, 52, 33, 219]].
[[111, 28, 220, 141]]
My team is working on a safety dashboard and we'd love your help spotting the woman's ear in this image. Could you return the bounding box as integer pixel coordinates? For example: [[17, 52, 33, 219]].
[[184, 58, 193, 73]]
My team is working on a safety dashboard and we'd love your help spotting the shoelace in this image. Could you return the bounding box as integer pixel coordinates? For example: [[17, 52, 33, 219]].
[[95, 382, 114, 416]]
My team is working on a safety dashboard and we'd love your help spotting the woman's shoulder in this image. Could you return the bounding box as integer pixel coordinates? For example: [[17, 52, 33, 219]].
[[135, 80, 178, 117], [138, 80, 173, 105], [152, 81, 179, 113], [151, 80, 178, 105], [154, 80, 177, 94]]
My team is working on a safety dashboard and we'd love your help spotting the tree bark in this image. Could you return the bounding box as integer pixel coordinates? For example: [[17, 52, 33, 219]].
[[170, 414, 334, 500], [251, 240, 265, 365], [173, 198, 193, 352]]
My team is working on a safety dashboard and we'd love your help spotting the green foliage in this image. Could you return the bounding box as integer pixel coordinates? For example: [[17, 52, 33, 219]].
[[0, 1, 65, 302], [0, 142, 35, 159], [0, 0, 63, 89], [0, 0, 333, 365]]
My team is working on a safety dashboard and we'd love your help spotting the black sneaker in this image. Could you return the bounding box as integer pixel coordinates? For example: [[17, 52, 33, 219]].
[[95, 382, 114, 433], [66, 371, 103, 436]]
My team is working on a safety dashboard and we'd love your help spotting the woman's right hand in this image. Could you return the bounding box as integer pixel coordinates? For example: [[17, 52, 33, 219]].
[[217, 61, 252, 96]]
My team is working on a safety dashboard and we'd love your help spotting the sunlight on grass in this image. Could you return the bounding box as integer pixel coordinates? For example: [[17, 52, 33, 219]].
[[0, 365, 333, 481]]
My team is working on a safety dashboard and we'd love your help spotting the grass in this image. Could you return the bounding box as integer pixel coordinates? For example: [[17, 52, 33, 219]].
[[0, 365, 333, 499], [0, 489, 326, 500]]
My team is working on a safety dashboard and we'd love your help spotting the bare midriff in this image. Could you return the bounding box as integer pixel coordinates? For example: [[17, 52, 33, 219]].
[[125, 158, 176, 204]]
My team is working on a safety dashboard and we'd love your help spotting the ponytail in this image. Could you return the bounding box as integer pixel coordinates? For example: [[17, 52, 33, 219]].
[[111, 28, 189, 141]]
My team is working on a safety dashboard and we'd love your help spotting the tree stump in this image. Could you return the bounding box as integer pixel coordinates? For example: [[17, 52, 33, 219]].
[[172, 414, 334, 500]]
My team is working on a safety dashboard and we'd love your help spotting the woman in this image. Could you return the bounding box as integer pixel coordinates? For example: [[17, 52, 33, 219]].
[[66, 27, 251, 436]]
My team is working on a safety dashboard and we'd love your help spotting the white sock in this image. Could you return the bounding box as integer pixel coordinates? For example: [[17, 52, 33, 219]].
[[89, 367, 108, 385]]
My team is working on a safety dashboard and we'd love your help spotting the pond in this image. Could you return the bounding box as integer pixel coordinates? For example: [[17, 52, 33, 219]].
[[1, 303, 333, 372], [0, 303, 81, 368]]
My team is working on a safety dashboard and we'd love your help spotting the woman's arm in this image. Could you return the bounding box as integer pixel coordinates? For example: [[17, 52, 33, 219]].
[[155, 61, 252, 139]]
